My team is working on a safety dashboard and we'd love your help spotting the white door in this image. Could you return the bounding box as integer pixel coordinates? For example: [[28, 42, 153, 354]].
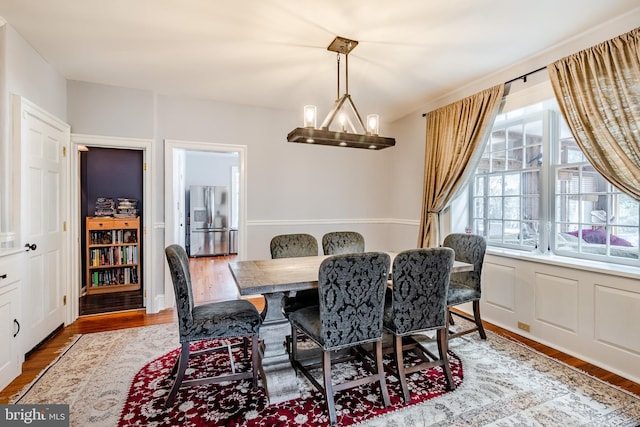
[[15, 97, 69, 353], [175, 149, 186, 247]]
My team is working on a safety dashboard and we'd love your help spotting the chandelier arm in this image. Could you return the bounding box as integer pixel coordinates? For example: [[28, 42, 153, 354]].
[[344, 95, 366, 131], [320, 94, 349, 130]]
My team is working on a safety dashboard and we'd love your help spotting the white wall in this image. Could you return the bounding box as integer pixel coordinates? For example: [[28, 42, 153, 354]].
[[0, 22, 67, 246], [184, 151, 237, 189], [66, 81, 154, 139]]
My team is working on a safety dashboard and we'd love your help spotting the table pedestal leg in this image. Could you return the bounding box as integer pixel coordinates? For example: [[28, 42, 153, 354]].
[[258, 291, 300, 405]]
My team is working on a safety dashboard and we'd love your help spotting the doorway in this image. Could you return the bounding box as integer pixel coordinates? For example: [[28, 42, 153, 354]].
[[79, 147, 144, 315], [164, 140, 247, 306]]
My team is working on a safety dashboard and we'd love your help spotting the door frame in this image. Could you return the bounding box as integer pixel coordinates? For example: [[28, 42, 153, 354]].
[[164, 139, 247, 307], [69, 134, 153, 320]]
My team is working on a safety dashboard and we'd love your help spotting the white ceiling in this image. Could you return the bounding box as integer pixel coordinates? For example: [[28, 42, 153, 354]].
[[0, 0, 638, 121]]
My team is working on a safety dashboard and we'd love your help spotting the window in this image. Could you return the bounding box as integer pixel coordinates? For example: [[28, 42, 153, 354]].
[[471, 98, 640, 265]]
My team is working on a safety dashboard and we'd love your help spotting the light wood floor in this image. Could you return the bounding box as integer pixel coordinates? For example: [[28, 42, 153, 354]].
[[1, 256, 638, 403]]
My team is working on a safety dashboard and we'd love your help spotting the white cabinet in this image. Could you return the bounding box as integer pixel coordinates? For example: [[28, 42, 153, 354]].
[[0, 250, 24, 390]]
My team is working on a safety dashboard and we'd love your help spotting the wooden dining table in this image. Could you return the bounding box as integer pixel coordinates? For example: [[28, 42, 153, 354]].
[[228, 251, 473, 405]]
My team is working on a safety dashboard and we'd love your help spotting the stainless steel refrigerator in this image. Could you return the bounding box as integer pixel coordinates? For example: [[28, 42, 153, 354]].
[[187, 185, 230, 256]]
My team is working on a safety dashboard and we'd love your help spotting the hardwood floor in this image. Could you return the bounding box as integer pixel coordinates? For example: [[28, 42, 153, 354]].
[[1, 255, 638, 404], [79, 289, 144, 315]]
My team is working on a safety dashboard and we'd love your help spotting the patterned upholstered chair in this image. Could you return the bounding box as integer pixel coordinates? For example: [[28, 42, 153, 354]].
[[442, 233, 487, 340], [164, 244, 262, 407], [383, 248, 456, 402], [270, 234, 320, 314], [322, 231, 365, 255], [289, 252, 391, 425], [270, 233, 318, 259]]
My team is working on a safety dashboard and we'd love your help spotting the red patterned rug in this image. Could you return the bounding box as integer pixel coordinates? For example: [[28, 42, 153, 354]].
[[118, 338, 462, 426]]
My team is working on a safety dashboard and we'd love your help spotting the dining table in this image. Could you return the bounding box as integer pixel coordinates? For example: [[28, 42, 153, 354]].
[[228, 251, 473, 405]]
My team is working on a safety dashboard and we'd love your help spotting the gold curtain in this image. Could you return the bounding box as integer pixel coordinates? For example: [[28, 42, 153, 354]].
[[418, 84, 504, 248], [548, 27, 640, 200]]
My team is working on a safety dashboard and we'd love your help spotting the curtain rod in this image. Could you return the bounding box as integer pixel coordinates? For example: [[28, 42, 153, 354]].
[[504, 65, 547, 85], [421, 65, 548, 117]]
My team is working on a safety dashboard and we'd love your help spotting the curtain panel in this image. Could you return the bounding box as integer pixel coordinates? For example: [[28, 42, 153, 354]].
[[548, 27, 640, 201], [418, 84, 504, 248]]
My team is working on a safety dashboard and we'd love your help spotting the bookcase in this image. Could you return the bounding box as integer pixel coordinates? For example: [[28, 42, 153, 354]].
[[85, 216, 140, 294]]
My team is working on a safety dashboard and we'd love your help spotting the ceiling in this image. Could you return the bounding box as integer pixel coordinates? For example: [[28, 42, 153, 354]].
[[0, 0, 638, 121]]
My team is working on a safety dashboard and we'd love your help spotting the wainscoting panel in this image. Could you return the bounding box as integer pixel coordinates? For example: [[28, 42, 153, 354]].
[[481, 250, 640, 383], [534, 273, 578, 334], [483, 262, 516, 312], [594, 284, 640, 356]]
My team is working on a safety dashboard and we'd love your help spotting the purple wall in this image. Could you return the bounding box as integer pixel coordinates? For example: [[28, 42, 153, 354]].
[[80, 147, 143, 290], [84, 147, 143, 215]]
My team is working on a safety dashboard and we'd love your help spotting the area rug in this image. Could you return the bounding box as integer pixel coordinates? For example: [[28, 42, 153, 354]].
[[12, 321, 640, 426], [118, 338, 462, 426]]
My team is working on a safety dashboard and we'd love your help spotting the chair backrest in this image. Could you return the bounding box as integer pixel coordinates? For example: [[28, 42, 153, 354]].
[[270, 233, 318, 259], [442, 233, 487, 291], [322, 231, 365, 255], [165, 244, 195, 336], [317, 252, 390, 351], [387, 248, 454, 335]]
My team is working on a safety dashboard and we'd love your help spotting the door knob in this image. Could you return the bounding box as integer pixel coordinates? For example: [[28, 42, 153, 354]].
[[24, 243, 37, 251]]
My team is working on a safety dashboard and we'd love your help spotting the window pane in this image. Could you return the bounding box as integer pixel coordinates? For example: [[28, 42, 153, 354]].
[[488, 197, 502, 219], [488, 220, 503, 240], [489, 176, 502, 196], [475, 176, 485, 196], [477, 152, 490, 173], [473, 198, 484, 217], [507, 124, 523, 149], [504, 196, 520, 220], [490, 130, 506, 152], [522, 171, 539, 195], [503, 173, 520, 196], [616, 194, 640, 226], [558, 121, 585, 164], [523, 196, 538, 221], [507, 148, 523, 170]]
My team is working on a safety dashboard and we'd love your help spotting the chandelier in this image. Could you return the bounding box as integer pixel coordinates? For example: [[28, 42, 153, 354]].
[[287, 36, 396, 150]]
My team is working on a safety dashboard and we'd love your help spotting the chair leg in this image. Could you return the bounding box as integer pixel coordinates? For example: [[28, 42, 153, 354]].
[[243, 336, 249, 359], [375, 340, 391, 407], [251, 334, 260, 388], [448, 310, 455, 326], [473, 300, 487, 339], [290, 325, 298, 365], [322, 351, 338, 425], [436, 328, 455, 391], [394, 335, 410, 403], [165, 342, 190, 407]]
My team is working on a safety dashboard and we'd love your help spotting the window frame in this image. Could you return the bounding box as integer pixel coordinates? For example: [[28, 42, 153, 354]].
[[469, 98, 640, 266]]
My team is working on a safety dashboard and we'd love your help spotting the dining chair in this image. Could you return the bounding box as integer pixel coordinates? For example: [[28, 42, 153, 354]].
[[270, 233, 320, 314], [289, 252, 391, 425], [164, 244, 262, 407], [270, 233, 319, 259], [383, 248, 456, 402], [322, 231, 365, 255], [442, 233, 487, 340]]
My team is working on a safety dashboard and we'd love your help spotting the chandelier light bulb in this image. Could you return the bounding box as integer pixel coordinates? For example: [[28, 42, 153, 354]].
[[367, 114, 379, 135], [339, 113, 346, 131], [303, 105, 317, 128]]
